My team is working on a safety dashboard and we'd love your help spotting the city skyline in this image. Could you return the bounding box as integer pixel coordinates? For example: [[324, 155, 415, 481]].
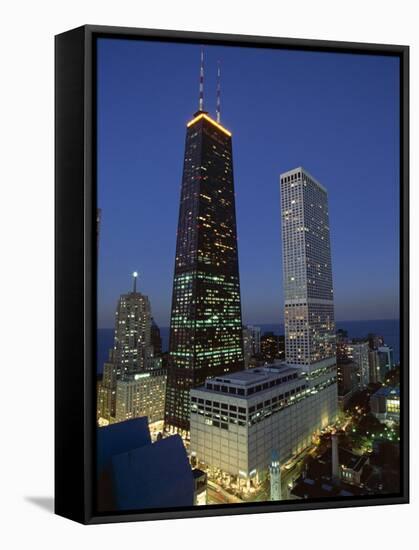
[[95, 38, 401, 510], [97, 39, 400, 329]]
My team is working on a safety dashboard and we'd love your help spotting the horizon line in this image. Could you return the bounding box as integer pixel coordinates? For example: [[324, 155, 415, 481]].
[[98, 317, 400, 330]]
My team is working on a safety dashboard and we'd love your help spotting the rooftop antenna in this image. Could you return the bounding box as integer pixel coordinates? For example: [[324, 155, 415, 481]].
[[216, 61, 221, 123], [132, 271, 138, 293], [199, 48, 204, 112]]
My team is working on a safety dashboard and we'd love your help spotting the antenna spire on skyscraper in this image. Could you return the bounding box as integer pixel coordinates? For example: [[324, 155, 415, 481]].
[[216, 61, 221, 123], [199, 48, 204, 112], [132, 271, 138, 293]]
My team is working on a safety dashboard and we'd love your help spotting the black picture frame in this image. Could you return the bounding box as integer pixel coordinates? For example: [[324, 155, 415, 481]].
[[55, 24, 409, 525]]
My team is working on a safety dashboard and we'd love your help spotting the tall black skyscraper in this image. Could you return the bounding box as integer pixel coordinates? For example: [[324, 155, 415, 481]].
[[165, 54, 244, 436]]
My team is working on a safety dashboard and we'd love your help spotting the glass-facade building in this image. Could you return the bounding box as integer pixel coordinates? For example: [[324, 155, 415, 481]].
[[280, 167, 337, 394], [165, 111, 244, 435]]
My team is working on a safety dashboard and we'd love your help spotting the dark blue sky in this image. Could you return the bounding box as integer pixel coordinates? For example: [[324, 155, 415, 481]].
[[97, 38, 400, 329]]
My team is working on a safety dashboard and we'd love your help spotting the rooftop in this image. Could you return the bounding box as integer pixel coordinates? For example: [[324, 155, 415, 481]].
[[186, 112, 232, 137], [191, 363, 303, 399], [211, 363, 298, 386], [111, 435, 194, 511], [372, 386, 400, 399], [291, 476, 369, 499], [280, 166, 327, 193], [97, 417, 151, 474]]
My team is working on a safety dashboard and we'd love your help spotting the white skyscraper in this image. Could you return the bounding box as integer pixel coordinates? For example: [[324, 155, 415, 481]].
[[280, 167, 337, 416]]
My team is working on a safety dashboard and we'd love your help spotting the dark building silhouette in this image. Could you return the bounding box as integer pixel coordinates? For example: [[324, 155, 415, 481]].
[[165, 55, 244, 436], [97, 418, 194, 512], [260, 332, 284, 363], [151, 318, 162, 357], [336, 329, 349, 361], [368, 333, 384, 350]]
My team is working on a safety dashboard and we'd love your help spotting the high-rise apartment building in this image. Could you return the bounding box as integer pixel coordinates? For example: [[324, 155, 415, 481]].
[[97, 273, 159, 423], [280, 167, 337, 416], [377, 345, 394, 381], [348, 341, 370, 389], [112, 273, 156, 375], [368, 349, 380, 384], [165, 57, 244, 436]]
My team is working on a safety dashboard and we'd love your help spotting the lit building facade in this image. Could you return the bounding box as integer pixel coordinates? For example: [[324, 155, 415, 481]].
[[97, 274, 160, 423], [377, 345, 394, 381], [112, 277, 156, 375], [165, 109, 244, 436], [368, 349, 381, 384], [115, 371, 167, 424], [260, 332, 283, 363], [190, 364, 336, 483], [348, 341, 370, 389], [280, 167, 337, 416], [337, 360, 358, 409], [337, 337, 370, 391], [370, 386, 400, 423]]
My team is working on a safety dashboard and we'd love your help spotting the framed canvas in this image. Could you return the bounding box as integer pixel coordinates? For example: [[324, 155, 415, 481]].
[[55, 25, 409, 524]]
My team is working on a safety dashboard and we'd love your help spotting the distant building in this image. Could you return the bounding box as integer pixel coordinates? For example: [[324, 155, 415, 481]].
[[242, 327, 253, 369], [368, 333, 384, 351], [340, 451, 370, 486], [243, 325, 263, 368], [370, 386, 400, 423], [115, 371, 167, 424], [190, 363, 336, 485], [348, 341, 370, 389], [97, 273, 160, 422], [377, 346, 394, 381], [150, 318, 162, 357], [368, 349, 381, 384], [247, 325, 261, 355], [336, 329, 349, 362], [337, 360, 358, 408], [337, 332, 369, 391], [260, 332, 282, 363], [112, 274, 156, 375]]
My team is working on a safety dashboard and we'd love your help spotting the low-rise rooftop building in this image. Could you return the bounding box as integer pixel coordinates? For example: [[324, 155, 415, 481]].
[[190, 362, 337, 486]]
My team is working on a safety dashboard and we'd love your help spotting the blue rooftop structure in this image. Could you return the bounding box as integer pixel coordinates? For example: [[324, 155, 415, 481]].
[[372, 386, 400, 399], [110, 434, 194, 510], [97, 417, 151, 474]]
